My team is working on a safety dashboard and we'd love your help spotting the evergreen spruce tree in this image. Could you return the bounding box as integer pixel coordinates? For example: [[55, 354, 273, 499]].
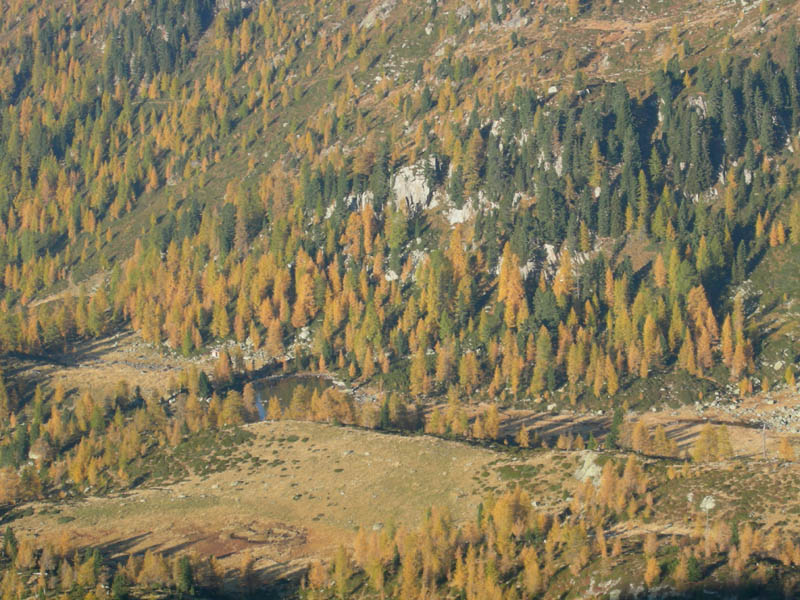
[[759, 105, 775, 153], [722, 86, 742, 159]]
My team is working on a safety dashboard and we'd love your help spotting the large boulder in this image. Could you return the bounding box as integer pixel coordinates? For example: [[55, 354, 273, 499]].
[[28, 437, 53, 463]]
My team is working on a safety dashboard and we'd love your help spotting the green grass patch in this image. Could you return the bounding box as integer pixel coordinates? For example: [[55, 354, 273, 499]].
[[497, 464, 540, 481]]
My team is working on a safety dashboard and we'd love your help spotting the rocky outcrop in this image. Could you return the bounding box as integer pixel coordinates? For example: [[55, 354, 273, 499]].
[[456, 5, 472, 21], [446, 202, 475, 225], [688, 94, 708, 118], [325, 191, 374, 219], [361, 0, 397, 29], [574, 452, 602, 485], [28, 437, 53, 463], [392, 160, 436, 214]]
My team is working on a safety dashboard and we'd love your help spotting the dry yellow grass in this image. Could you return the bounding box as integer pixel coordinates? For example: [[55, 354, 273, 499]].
[[12, 421, 561, 580]]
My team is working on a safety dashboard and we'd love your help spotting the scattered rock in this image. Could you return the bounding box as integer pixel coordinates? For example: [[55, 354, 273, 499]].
[[456, 5, 471, 21]]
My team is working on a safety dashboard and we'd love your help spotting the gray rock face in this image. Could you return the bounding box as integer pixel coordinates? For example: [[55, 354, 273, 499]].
[[392, 161, 434, 214], [446, 202, 475, 225], [347, 190, 374, 212], [360, 0, 397, 29], [688, 94, 708, 118], [574, 452, 602, 485], [325, 191, 373, 219]]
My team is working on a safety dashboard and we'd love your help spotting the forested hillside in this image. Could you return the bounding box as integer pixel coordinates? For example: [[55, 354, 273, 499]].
[[1, 0, 799, 406], [1, 0, 800, 598], [0, 0, 797, 397]]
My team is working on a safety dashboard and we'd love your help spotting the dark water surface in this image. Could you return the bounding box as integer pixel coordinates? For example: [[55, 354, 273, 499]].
[[252, 375, 334, 419]]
